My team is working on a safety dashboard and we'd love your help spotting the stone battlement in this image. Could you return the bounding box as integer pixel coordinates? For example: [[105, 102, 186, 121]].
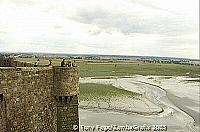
[[0, 58, 79, 132], [0, 57, 34, 67]]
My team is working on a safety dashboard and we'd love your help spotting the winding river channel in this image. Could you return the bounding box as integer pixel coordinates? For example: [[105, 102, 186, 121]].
[[79, 76, 199, 132]]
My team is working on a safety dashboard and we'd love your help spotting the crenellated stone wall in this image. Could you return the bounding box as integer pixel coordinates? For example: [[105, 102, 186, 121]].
[[0, 59, 79, 132], [0, 58, 14, 67], [0, 58, 34, 67]]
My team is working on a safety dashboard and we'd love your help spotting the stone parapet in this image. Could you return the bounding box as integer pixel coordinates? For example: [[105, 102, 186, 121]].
[[53, 67, 79, 97]]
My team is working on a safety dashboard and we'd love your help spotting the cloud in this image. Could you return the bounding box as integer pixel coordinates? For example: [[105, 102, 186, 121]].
[[0, 0, 198, 59], [72, 3, 197, 36]]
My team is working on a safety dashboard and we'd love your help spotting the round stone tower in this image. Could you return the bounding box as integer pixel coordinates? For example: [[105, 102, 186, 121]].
[[53, 67, 79, 132]]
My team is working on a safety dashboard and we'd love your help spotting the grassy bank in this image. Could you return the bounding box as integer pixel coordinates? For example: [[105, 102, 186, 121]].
[[16, 58, 200, 78], [80, 83, 141, 101], [79, 62, 200, 78]]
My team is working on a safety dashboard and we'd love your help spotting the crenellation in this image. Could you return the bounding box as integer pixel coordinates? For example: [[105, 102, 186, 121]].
[[0, 58, 79, 132]]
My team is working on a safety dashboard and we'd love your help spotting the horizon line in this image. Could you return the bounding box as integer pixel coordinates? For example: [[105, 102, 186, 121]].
[[0, 51, 199, 60]]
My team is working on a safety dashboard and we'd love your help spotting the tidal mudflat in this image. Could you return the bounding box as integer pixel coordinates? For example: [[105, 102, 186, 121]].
[[79, 75, 199, 132]]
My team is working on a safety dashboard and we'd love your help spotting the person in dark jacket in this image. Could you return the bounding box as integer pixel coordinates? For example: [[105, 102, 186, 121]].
[[34, 59, 40, 67], [48, 59, 53, 67], [61, 59, 65, 67]]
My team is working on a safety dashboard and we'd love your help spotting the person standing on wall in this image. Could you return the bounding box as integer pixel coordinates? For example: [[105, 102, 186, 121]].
[[68, 61, 72, 67], [72, 60, 77, 67], [34, 59, 40, 67], [61, 59, 65, 67], [48, 59, 53, 67]]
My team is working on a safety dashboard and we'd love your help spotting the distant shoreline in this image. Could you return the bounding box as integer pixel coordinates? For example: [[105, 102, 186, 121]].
[[0, 51, 199, 61]]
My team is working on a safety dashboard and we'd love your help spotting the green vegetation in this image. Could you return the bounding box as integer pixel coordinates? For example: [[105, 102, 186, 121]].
[[79, 62, 200, 78], [80, 83, 141, 101], [17, 58, 200, 78]]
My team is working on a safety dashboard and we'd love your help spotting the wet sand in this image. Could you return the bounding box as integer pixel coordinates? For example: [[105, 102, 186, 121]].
[[79, 76, 199, 132], [167, 92, 199, 128]]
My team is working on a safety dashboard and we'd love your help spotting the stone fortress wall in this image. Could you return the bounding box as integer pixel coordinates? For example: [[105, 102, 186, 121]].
[[0, 58, 79, 132], [0, 58, 34, 67]]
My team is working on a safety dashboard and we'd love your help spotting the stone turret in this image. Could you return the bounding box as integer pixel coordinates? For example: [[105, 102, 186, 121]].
[[53, 67, 79, 132], [53, 67, 79, 96]]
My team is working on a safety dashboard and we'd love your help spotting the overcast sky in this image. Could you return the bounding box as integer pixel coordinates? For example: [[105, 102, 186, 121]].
[[0, 0, 199, 59]]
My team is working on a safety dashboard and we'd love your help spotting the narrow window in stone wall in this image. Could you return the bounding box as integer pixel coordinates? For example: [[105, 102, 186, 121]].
[[70, 96, 73, 103], [59, 96, 62, 102], [65, 96, 68, 103], [0, 93, 7, 131], [0, 94, 3, 103], [0, 94, 4, 119], [3, 60, 6, 66]]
